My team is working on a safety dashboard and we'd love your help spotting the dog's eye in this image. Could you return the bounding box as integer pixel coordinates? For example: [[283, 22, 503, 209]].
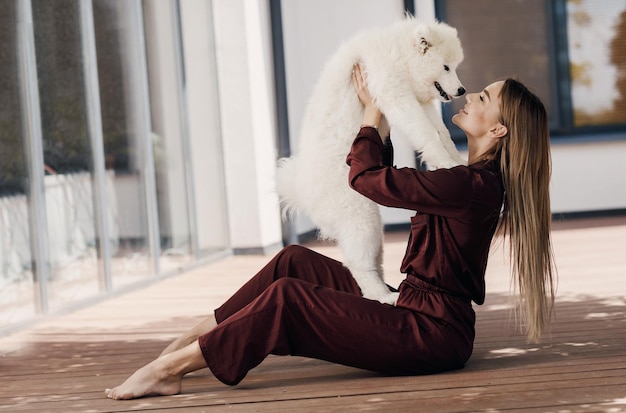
[[444, 65, 450, 72]]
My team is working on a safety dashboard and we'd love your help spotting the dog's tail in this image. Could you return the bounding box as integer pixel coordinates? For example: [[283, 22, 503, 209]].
[[275, 156, 301, 221]]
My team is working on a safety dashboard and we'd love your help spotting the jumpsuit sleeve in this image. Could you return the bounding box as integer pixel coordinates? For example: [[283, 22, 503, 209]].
[[346, 127, 473, 217], [382, 137, 394, 167]]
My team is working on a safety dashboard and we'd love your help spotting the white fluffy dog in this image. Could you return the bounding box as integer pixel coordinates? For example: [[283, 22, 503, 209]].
[[276, 18, 466, 305]]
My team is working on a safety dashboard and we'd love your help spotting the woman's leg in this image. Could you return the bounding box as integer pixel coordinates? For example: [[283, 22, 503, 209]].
[[200, 277, 456, 386], [214, 245, 361, 322], [106, 246, 366, 399], [106, 278, 462, 398], [162, 245, 359, 356], [106, 341, 207, 400], [160, 314, 217, 356]]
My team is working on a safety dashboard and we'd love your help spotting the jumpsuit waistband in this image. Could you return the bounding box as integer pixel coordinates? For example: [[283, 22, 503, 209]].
[[404, 275, 471, 306]]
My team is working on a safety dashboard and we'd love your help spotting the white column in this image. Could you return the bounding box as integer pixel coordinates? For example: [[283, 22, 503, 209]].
[[179, 0, 230, 254], [212, 0, 283, 253], [413, 0, 436, 21]]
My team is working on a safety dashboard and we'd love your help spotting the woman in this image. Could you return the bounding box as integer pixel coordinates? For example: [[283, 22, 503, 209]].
[[105, 66, 556, 400]]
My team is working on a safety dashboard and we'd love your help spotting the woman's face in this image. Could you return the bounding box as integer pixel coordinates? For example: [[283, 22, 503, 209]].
[[452, 80, 505, 139]]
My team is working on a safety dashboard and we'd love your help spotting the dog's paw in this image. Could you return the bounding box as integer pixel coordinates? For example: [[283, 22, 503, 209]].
[[434, 157, 464, 169], [378, 291, 400, 306], [452, 152, 467, 166]]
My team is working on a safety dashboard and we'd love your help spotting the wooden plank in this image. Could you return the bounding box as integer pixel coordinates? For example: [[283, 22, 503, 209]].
[[3, 350, 626, 408], [4, 373, 624, 413]]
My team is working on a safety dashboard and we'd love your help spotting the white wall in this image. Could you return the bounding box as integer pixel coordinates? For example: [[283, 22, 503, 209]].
[[551, 139, 626, 214], [211, 0, 283, 252]]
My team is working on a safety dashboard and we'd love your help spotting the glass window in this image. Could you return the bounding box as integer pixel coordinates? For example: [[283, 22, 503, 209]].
[[437, 0, 552, 140], [438, 0, 626, 136], [143, 1, 193, 272], [92, 0, 153, 286], [32, 0, 100, 311], [0, 2, 36, 327], [566, 0, 626, 126]]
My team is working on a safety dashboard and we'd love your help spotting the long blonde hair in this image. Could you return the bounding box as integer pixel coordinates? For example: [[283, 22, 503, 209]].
[[488, 78, 557, 342]]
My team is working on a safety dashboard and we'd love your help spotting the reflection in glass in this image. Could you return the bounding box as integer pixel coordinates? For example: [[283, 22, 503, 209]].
[[93, 0, 152, 286], [567, 0, 626, 126], [143, 1, 193, 272], [0, 2, 35, 327], [32, 0, 99, 311]]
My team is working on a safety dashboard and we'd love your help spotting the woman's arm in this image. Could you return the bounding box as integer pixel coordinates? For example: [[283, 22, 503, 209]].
[[382, 137, 394, 167], [346, 128, 471, 216], [349, 65, 472, 215]]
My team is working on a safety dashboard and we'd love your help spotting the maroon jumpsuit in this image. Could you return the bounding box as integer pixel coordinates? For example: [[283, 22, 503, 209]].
[[198, 127, 504, 385]]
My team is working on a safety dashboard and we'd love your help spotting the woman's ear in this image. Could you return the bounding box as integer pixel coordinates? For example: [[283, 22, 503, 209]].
[[490, 123, 508, 139]]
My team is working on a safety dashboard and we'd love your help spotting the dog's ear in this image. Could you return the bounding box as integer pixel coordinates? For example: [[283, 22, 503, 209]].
[[414, 26, 433, 55], [419, 37, 432, 54]]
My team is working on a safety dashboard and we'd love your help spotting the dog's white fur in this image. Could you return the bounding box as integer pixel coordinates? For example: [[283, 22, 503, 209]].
[[276, 18, 466, 304]]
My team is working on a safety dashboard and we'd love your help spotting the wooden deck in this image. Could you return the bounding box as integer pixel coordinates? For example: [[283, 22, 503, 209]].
[[1, 216, 625, 412]]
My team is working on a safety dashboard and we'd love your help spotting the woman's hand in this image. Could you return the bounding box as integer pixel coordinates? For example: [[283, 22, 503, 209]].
[[352, 63, 382, 129], [352, 63, 374, 107]]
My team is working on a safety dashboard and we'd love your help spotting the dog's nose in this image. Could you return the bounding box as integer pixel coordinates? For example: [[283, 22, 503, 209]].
[[457, 87, 466, 96]]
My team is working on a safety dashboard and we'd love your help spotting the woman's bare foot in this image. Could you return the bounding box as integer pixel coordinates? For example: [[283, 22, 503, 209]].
[[106, 341, 208, 400], [105, 357, 182, 400]]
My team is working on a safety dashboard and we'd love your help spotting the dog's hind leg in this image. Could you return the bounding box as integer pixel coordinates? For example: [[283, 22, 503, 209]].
[[335, 207, 399, 305]]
